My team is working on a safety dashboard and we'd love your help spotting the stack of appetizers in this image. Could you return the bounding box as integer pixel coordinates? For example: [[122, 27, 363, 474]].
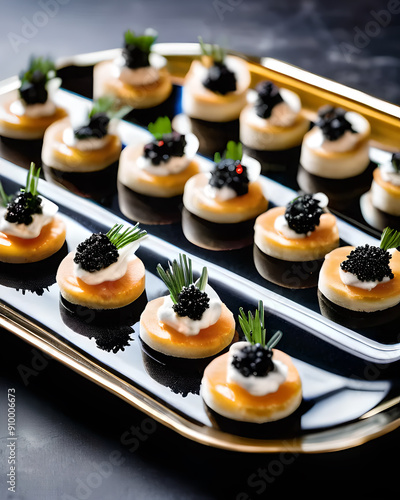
[[117, 116, 200, 224], [42, 96, 128, 200], [57, 222, 147, 324], [240, 80, 310, 166], [201, 300, 302, 423], [360, 152, 400, 231], [140, 254, 236, 359], [182, 141, 268, 250], [297, 106, 372, 210], [0, 163, 67, 293], [318, 227, 400, 327], [0, 57, 67, 140], [93, 28, 172, 111], [179, 39, 250, 156], [254, 192, 339, 288]]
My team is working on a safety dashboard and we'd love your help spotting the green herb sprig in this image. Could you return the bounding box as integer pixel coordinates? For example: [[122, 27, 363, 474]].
[[148, 116, 172, 140], [238, 300, 282, 350], [124, 29, 158, 52], [0, 182, 13, 207], [19, 56, 56, 85], [157, 254, 208, 304], [106, 223, 147, 249], [380, 227, 400, 252], [21, 162, 41, 197], [198, 37, 225, 64], [214, 140, 243, 163], [89, 96, 132, 121]]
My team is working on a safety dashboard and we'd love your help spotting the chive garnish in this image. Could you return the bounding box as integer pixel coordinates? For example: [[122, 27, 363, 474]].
[[380, 227, 400, 252], [238, 300, 282, 349], [156, 254, 208, 304], [106, 223, 147, 249]]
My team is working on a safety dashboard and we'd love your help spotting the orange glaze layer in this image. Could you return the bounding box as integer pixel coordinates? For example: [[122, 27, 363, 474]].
[[140, 296, 235, 357], [57, 252, 145, 309], [0, 100, 67, 133], [373, 167, 400, 198], [203, 349, 301, 416], [48, 119, 121, 169], [322, 246, 400, 303], [255, 206, 339, 251], [0, 217, 66, 263], [197, 180, 268, 216]]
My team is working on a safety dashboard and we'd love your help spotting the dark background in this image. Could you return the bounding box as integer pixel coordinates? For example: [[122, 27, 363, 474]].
[[1, 1, 400, 499], [0, 0, 400, 104]]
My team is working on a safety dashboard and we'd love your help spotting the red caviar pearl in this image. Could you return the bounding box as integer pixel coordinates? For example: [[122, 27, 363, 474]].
[[236, 164, 243, 174], [158, 141, 164, 146]]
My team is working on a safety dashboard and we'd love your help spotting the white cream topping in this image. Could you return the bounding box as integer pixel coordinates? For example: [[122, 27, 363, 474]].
[[10, 99, 56, 118], [339, 267, 391, 290], [227, 342, 288, 397], [74, 240, 141, 285], [62, 127, 110, 151], [0, 197, 58, 239], [157, 283, 222, 336], [380, 160, 400, 186], [305, 111, 368, 153], [203, 184, 237, 201], [245, 88, 300, 128]]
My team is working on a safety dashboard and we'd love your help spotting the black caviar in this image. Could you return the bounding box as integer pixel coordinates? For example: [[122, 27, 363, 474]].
[[340, 244, 394, 282], [203, 62, 237, 95], [254, 81, 284, 119], [74, 113, 110, 140], [123, 43, 150, 69], [173, 284, 210, 321], [19, 70, 48, 105], [285, 194, 323, 234], [392, 152, 400, 172], [316, 105, 356, 141], [5, 192, 42, 225], [143, 132, 187, 166], [74, 233, 119, 273], [232, 343, 274, 377], [209, 158, 249, 196]]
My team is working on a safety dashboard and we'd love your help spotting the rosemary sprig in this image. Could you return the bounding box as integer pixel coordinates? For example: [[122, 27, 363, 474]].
[[106, 223, 147, 249], [213, 141, 243, 163], [198, 36, 225, 64], [19, 56, 56, 85], [148, 116, 172, 140], [380, 227, 400, 252], [156, 254, 208, 304], [0, 182, 13, 207], [21, 162, 41, 196], [89, 96, 132, 121], [238, 300, 282, 349]]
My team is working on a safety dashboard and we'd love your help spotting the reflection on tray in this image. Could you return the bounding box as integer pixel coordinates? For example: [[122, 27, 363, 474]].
[[0, 241, 68, 296], [117, 181, 182, 225]]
